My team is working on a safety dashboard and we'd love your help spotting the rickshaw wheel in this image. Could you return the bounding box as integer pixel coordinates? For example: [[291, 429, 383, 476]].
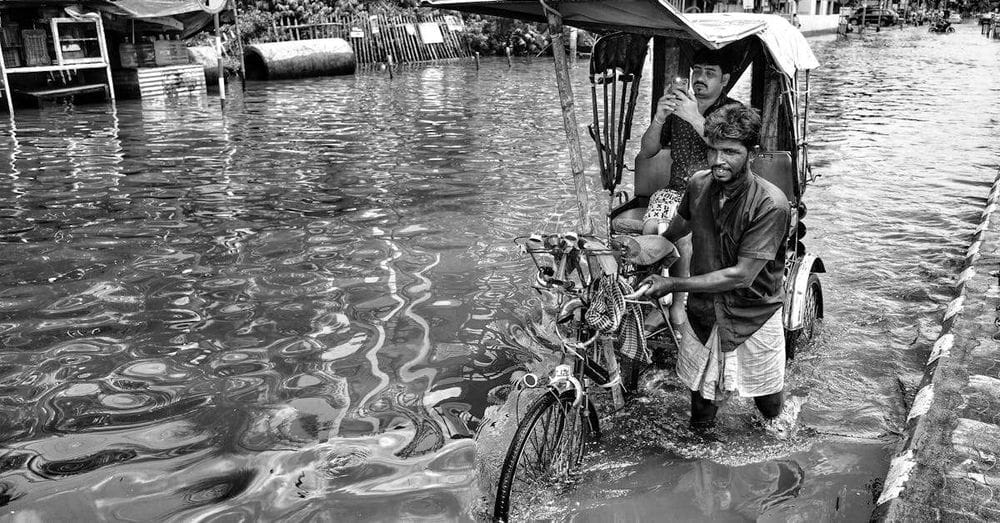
[[786, 274, 822, 360], [493, 390, 595, 521]]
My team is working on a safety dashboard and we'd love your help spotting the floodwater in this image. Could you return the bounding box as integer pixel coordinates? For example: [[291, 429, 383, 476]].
[[1, 24, 998, 521]]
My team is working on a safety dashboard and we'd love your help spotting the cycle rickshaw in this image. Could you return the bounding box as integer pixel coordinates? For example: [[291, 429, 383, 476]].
[[424, 2, 826, 520]]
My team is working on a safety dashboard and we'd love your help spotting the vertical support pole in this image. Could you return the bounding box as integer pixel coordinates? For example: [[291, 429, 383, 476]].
[[505, 45, 512, 67], [96, 17, 115, 101], [230, 0, 247, 90], [0, 10, 15, 115], [651, 36, 666, 121], [474, 51, 480, 70], [386, 53, 394, 79], [214, 12, 226, 106], [541, 0, 591, 234], [569, 27, 577, 60]]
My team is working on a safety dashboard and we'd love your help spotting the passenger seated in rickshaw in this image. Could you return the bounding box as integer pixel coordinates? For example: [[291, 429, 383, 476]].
[[634, 48, 744, 325]]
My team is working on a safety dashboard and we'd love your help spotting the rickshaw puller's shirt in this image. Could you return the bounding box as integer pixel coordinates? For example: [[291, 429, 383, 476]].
[[678, 169, 790, 353], [659, 95, 739, 192]]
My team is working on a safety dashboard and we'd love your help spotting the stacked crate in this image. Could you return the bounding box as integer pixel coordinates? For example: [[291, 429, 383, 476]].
[[21, 28, 50, 66], [1, 24, 21, 67]]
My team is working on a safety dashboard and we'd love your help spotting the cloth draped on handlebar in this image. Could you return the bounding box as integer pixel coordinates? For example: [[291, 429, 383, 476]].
[[584, 274, 650, 364]]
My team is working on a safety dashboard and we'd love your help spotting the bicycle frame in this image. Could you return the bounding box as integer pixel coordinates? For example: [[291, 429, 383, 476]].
[[517, 232, 667, 409]]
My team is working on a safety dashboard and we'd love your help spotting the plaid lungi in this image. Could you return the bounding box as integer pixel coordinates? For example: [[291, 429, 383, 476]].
[[675, 308, 785, 402]]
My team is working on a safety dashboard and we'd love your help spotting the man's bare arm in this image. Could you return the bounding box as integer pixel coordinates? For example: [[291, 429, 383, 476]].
[[637, 92, 679, 160], [639, 256, 769, 298]]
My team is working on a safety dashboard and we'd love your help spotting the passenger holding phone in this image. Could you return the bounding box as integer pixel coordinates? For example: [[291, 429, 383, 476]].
[[635, 48, 743, 326]]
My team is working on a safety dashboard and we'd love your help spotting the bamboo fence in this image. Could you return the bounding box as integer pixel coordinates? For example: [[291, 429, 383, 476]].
[[266, 12, 469, 66]]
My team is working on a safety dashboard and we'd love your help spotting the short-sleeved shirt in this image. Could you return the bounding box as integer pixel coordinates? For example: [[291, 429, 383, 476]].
[[660, 95, 738, 192], [678, 169, 790, 353]]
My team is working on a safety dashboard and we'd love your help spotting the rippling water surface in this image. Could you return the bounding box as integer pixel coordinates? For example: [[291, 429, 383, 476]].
[[1, 25, 999, 521]]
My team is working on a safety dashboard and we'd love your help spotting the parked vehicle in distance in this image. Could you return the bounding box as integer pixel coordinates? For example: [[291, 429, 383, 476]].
[[849, 7, 899, 26]]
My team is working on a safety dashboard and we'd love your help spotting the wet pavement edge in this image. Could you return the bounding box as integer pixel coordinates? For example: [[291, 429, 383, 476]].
[[873, 168, 1000, 521]]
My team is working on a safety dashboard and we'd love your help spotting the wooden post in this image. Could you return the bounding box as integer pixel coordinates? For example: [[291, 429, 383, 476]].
[[230, 0, 247, 90], [599, 338, 625, 409], [386, 53, 394, 79], [214, 13, 226, 105], [505, 45, 512, 67], [569, 27, 577, 60], [541, 1, 591, 233], [474, 51, 480, 70], [398, 16, 414, 64], [96, 16, 115, 101]]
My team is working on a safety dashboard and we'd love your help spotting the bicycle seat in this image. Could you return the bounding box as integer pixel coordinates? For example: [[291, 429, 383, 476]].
[[613, 234, 678, 267]]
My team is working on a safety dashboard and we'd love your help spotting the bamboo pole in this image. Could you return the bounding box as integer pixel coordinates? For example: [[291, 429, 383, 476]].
[[541, 0, 591, 233], [363, 16, 374, 65], [446, 17, 463, 57], [386, 16, 413, 63], [231, 0, 247, 89], [408, 18, 422, 62], [400, 17, 416, 64], [417, 16, 429, 62], [440, 16, 456, 58], [373, 14, 387, 63], [383, 13, 403, 66], [214, 12, 226, 105], [356, 16, 368, 65], [394, 16, 411, 64], [384, 14, 399, 65]]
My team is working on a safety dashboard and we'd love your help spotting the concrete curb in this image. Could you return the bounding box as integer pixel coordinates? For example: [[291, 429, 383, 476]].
[[873, 168, 1000, 521]]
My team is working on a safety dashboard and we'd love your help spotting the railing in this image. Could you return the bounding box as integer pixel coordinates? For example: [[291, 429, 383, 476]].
[[264, 12, 469, 65]]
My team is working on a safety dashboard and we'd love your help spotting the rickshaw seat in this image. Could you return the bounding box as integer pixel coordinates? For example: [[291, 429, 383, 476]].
[[608, 148, 672, 234], [635, 148, 672, 198], [750, 151, 797, 202]]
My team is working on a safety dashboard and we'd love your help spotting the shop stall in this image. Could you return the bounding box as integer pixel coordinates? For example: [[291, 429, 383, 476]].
[[0, 0, 228, 113], [0, 4, 115, 112]]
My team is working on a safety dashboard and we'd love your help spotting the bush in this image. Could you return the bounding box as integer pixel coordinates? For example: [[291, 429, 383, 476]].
[[458, 14, 551, 56]]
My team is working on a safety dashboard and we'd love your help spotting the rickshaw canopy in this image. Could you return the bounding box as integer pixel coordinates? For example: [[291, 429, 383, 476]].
[[424, 0, 819, 76]]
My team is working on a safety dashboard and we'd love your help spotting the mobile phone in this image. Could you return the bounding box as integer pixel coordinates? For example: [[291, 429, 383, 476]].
[[673, 76, 690, 94]]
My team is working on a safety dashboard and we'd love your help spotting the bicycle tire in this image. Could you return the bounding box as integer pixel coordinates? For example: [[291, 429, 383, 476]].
[[493, 389, 593, 521]]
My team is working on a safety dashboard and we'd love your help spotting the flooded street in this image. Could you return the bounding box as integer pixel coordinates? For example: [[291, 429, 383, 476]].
[[2, 24, 999, 521]]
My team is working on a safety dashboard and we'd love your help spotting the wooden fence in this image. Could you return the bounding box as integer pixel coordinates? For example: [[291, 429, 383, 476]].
[[266, 13, 469, 65]]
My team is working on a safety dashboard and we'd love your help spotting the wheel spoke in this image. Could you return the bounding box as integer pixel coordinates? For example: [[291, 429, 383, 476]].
[[497, 391, 587, 520]]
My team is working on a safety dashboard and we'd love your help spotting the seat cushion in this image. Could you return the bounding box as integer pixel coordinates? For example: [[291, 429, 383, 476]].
[[610, 207, 647, 234]]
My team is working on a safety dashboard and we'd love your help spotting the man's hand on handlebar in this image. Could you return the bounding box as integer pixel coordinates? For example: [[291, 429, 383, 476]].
[[637, 274, 677, 299]]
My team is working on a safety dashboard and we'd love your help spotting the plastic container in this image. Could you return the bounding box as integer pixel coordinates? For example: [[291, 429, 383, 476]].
[[119, 42, 138, 68]]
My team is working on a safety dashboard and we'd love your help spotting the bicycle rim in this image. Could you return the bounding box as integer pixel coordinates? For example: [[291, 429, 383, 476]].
[[493, 389, 587, 521]]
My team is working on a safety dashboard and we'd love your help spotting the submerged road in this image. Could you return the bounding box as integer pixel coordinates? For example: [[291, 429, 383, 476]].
[[0, 22, 997, 522], [875, 167, 1000, 521]]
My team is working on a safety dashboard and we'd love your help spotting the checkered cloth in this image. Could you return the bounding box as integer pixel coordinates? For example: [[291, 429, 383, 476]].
[[585, 275, 650, 364]]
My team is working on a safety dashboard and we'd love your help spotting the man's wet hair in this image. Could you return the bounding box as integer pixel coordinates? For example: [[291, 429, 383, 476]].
[[704, 103, 761, 149], [691, 48, 734, 74]]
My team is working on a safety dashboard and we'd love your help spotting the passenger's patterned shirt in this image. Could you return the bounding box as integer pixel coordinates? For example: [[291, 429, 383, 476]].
[[659, 95, 739, 192]]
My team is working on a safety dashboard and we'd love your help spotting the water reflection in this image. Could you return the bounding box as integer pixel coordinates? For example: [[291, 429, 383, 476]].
[[0, 25, 998, 521]]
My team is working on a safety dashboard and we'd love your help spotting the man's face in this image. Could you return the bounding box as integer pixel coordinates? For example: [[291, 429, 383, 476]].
[[691, 63, 730, 100], [706, 137, 749, 185]]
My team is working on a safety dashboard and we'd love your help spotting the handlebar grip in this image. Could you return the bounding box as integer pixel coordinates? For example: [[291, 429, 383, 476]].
[[624, 283, 652, 300]]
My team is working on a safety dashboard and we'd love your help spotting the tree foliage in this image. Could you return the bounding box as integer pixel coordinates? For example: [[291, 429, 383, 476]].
[[230, 0, 562, 57]]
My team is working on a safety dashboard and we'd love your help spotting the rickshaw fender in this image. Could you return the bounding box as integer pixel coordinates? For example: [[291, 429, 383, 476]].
[[784, 255, 825, 331]]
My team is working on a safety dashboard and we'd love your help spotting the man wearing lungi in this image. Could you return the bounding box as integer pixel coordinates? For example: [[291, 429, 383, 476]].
[[639, 103, 791, 433]]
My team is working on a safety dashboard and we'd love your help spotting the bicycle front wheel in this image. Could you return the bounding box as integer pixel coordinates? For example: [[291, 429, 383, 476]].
[[493, 389, 592, 521]]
